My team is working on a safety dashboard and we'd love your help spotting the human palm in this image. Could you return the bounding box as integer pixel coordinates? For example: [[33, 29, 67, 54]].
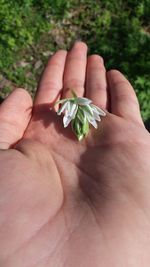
[[0, 42, 150, 267]]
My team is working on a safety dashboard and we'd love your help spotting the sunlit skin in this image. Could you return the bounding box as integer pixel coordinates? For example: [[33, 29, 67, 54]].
[[0, 42, 150, 267]]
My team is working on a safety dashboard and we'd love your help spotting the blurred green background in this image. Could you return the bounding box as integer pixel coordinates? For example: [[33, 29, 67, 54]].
[[0, 0, 150, 121]]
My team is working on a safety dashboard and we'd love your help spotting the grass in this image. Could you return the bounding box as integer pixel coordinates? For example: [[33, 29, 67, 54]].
[[0, 0, 150, 120]]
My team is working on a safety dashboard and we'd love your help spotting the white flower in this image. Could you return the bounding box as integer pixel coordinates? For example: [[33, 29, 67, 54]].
[[56, 93, 106, 140], [90, 104, 106, 116], [76, 97, 92, 105], [63, 102, 78, 128]]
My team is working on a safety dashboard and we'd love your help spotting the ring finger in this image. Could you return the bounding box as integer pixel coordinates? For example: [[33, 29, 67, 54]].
[[86, 55, 108, 109]]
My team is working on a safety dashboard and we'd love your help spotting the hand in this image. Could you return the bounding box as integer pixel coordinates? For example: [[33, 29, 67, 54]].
[[0, 42, 150, 267]]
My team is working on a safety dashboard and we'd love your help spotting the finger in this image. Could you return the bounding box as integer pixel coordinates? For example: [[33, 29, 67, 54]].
[[0, 88, 33, 149], [86, 55, 108, 109], [34, 50, 67, 106], [107, 70, 144, 125], [62, 41, 88, 99]]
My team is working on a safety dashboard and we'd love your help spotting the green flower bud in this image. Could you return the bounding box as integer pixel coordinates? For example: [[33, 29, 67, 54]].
[[82, 117, 89, 136], [71, 109, 89, 141], [72, 118, 84, 141]]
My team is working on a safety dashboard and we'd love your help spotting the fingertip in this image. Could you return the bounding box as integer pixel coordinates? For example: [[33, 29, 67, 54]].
[[47, 50, 67, 66], [88, 54, 104, 65], [71, 41, 88, 51], [107, 69, 143, 125], [54, 49, 67, 56], [1, 88, 33, 108], [0, 88, 33, 149], [107, 70, 133, 96], [107, 69, 120, 75], [107, 69, 122, 80], [107, 69, 130, 85], [13, 88, 33, 106]]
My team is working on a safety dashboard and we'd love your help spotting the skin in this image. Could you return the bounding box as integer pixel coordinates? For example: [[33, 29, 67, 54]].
[[0, 41, 150, 267]]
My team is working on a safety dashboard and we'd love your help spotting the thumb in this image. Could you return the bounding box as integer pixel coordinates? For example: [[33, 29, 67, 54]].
[[0, 88, 33, 149]]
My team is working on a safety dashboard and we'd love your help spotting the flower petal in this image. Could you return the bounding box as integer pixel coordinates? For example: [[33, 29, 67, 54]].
[[82, 104, 94, 116], [63, 115, 72, 128], [76, 97, 92, 105], [88, 117, 98, 129], [57, 101, 69, 115], [82, 105, 99, 120], [83, 110, 98, 128], [93, 111, 101, 121], [90, 104, 106, 116], [63, 102, 78, 128], [77, 107, 86, 123], [82, 109, 92, 120], [70, 103, 78, 119], [65, 101, 71, 116]]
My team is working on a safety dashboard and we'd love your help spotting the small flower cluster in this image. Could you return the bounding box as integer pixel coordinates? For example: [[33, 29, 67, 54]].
[[56, 92, 106, 141]]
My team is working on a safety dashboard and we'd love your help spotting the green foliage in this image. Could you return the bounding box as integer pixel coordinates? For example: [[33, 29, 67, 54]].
[[0, 0, 150, 120]]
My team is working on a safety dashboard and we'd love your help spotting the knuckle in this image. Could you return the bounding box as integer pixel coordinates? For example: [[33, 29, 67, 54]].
[[64, 78, 83, 89], [93, 82, 107, 91], [40, 80, 60, 91]]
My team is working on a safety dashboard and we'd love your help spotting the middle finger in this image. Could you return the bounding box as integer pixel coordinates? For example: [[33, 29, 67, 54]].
[[62, 41, 88, 99]]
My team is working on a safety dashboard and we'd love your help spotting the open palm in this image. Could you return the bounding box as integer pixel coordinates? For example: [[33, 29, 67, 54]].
[[0, 42, 150, 267]]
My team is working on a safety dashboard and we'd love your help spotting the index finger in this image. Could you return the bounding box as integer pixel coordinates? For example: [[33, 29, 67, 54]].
[[34, 50, 67, 106]]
